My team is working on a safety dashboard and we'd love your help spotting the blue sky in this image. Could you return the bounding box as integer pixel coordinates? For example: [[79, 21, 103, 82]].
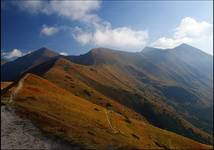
[[1, 0, 213, 59]]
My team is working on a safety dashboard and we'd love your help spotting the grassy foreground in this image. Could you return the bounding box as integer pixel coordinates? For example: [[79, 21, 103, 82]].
[[5, 73, 212, 149]]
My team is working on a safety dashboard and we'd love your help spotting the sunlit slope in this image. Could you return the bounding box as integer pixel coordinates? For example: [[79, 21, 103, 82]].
[[12, 74, 212, 149], [27, 55, 212, 145], [68, 47, 213, 144], [26, 57, 147, 122]]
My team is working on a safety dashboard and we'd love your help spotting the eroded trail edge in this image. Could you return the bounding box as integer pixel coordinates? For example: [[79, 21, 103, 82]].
[[9, 74, 29, 103]]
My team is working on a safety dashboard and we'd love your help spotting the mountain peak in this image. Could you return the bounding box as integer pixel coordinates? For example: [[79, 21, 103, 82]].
[[30, 47, 59, 57], [175, 43, 193, 49], [90, 48, 103, 54], [141, 46, 162, 53], [1, 47, 59, 81], [89, 47, 115, 54], [37, 47, 55, 53]]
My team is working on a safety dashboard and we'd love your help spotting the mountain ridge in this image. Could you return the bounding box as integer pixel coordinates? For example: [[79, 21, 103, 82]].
[[22, 47, 213, 144], [1, 43, 213, 145], [1, 47, 59, 81]]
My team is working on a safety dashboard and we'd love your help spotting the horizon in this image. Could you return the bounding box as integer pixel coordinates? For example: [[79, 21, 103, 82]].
[[1, 1, 213, 59], [2, 42, 212, 61], [1, 1, 213, 149]]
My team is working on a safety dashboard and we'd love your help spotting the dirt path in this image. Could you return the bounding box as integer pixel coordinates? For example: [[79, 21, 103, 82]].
[[2, 74, 80, 149], [1, 106, 75, 149], [9, 74, 29, 103], [105, 109, 118, 133]]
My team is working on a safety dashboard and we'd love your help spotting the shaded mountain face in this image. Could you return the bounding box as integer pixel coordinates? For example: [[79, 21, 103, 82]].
[[1, 44, 213, 146], [1, 48, 59, 81], [21, 44, 213, 145], [141, 44, 213, 90], [1, 58, 8, 65]]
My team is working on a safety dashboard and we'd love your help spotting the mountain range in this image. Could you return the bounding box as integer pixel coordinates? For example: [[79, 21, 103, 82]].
[[1, 43, 213, 149]]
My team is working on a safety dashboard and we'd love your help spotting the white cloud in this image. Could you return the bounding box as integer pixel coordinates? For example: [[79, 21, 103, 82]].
[[59, 52, 68, 56], [174, 17, 211, 39], [11, 0, 101, 23], [41, 25, 59, 36], [151, 37, 191, 49], [49, 1, 101, 23], [72, 27, 93, 45], [73, 25, 148, 51], [151, 17, 212, 49], [11, 0, 148, 51], [1, 49, 31, 60], [12, 0, 49, 14]]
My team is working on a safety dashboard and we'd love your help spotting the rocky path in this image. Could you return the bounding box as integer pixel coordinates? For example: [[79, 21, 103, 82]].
[[1, 74, 80, 149], [1, 106, 75, 149], [9, 74, 29, 103]]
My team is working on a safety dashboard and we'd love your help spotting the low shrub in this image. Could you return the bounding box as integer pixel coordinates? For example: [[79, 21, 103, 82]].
[[131, 133, 140, 140], [106, 103, 112, 109], [83, 89, 91, 96]]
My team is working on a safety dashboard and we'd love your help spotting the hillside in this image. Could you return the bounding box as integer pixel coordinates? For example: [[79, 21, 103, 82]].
[[1, 47, 59, 81], [23, 45, 213, 144], [1, 105, 76, 149], [4, 73, 212, 149], [1, 44, 213, 146]]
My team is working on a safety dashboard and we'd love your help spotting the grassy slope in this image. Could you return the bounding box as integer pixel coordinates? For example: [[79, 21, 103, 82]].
[[1, 82, 13, 105], [31, 57, 147, 122], [12, 73, 212, 149], [1, 82, 12, 90], [33, 57, 212, 145]]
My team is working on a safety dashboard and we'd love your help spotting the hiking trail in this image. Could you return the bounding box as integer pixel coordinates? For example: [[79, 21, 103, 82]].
[[105, 109, 118, 134], [9, 74, 29, 103]]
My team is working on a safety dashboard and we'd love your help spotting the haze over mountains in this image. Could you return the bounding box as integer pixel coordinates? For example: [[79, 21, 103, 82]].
[[1, 43, 213, 149]]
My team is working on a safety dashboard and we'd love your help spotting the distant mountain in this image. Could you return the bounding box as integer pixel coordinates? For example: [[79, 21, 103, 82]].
[[19, 44, 212, 145], [140, 44, 213, 136], [1, 58, 8, 65], [1, 44, 213, 146], [141, 44, 213, 89], [1, 47, 59, 81], [141, 46, 162, 53]]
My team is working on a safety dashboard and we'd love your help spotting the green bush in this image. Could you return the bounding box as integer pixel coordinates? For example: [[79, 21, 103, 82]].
[[64, 65, 69, 72], [106, 103, 112, 109]]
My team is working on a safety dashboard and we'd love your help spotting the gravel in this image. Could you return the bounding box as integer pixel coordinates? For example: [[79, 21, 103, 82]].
[[1, 106, 79, 149]]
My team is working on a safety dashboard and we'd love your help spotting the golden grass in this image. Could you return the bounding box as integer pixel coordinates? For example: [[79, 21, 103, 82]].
[[42, 58, 146, 122], [12, 73, 212, 149], [1, 81, 12, 90], [26, 57, 212, 145]]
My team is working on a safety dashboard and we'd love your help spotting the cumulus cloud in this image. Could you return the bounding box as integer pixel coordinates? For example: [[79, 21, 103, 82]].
[[73, 25, 148, 51], [11, 0, 49, 14], [72, 27, 93, 45], [174, 17, 211, 39], [1, 49, 31, 60], [151, 17, 212, 49], [59, 52, 68, 56], [10, 0, 149, 51], [11, 0, 101, 23], [41, 25, 59, 36], [49, 1, 101, 23]]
